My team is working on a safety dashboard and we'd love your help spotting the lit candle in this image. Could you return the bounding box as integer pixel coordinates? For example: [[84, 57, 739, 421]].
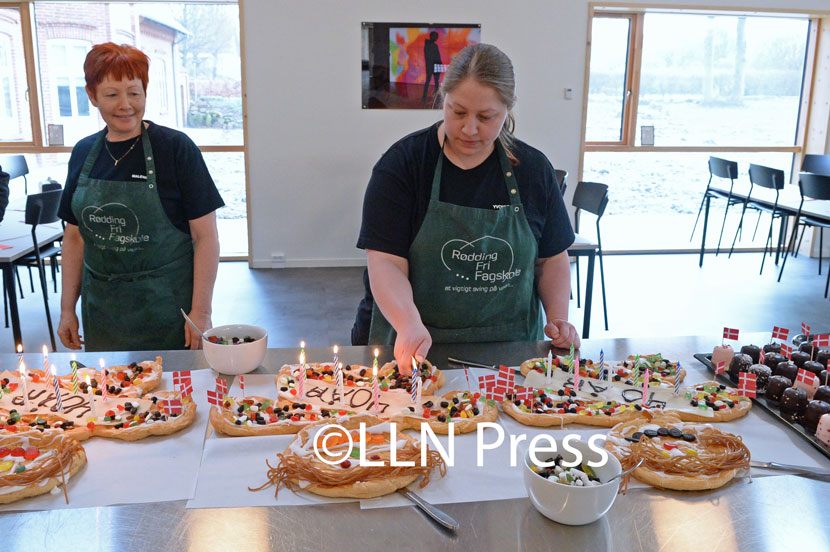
[[297, 351, 306, 399], [51, 364, 64, 413], [99, 358, 108, 403], [16, 344, 23, 371], [413, 358, 423, 408], [85, 375, 97, 418], [372, 364, 379, 413], [599, 349, 606, 382], [70, 353, 80, 394], [42, 345, 49, 374], [332, 345, 339, 371], [546, 350, 552, 381], [642, 369, 650, 408], [373, 348, 379, 372], [18, 361, 31, 411], [300, 340, 306, 358], [574, 355, 580, 391], [335, 361, 344, 407]]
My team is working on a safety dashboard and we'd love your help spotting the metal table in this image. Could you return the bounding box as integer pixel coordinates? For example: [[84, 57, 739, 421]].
[[2, 336, 829, 551], [0, 218, 63, 351]]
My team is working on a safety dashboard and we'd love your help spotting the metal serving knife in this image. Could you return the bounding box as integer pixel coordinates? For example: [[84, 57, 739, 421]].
[[397, 488, 459, 531], [750, 460, 830, 477], [446, 357, 496, 370]]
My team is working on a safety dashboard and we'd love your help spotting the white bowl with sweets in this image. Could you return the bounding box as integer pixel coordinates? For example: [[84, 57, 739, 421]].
[[202, 324, 267, 375], [522, 436, 622, 525]]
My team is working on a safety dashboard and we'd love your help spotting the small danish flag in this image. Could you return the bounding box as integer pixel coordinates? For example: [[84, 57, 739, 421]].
[[771, 326, 789, 341], [759, 349, 765, 364], [738, 372, 757, 398], [513, 386, 535, 403], [206, 378, 228, 406], [802, 322, 811, 337], [491, 365, 516, 401], [723, 327, 740, 341], [215, 378, 228, 396], [796, 368, 817, 387], [162, 398, 183, 415], [814, 334, 830, 348], [478, 374, 497, 400], [172, 371, 192, 389], [238, 375, 245, 394], [715, 361, 726, 375], [780, 343, 792, 359], [179, 383, 193, 398]]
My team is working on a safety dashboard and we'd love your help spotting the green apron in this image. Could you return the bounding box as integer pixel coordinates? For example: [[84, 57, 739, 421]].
[[71, 128, 194, 352], [369, 138, 544, 344]]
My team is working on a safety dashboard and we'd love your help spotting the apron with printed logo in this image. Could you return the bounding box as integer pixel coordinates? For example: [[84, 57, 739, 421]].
[[71, 129, 194, 351], [369, 138, 543, 344]]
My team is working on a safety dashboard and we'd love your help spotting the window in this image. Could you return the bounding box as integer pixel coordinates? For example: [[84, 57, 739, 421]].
[[582, 8, 816, 253], [0, 1, 247, 257]]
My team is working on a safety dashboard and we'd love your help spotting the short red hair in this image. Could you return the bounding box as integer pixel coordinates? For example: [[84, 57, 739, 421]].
[[84, 43, 149, 97]]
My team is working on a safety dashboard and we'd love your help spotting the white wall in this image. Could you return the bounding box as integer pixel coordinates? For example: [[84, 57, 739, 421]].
[[242, 0, 830, 268]]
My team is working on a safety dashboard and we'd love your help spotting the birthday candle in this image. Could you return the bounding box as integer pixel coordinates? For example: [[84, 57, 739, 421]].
[[372, 365, 379, 413], [332, 345, 339, 372], [335, 362, 345, 407], [42, 345, 49, 374], [599, 349, 605, 381], [18, 361, 31, 411], [70, 354, 80, 394], [413, 357, 423, 406], [546, 350, 552, 381], [297, 351, 306, 399], [50, 364, 64, 413], [99, 358, 108, 403], [642, 369, 650, 407], [573, 355, 580, 390], [85, 375, 96, 418], [373, 348, 379, 372]]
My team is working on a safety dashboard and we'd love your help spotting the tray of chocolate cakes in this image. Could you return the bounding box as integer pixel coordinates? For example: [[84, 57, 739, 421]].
[[694, 337, 830, 460]]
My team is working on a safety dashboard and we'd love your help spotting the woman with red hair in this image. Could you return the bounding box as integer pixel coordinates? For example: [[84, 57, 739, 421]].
[[57, 42, 224, 352]]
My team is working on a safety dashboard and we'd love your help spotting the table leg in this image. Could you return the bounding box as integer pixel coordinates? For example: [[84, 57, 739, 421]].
[[699, 195, 710, 267], [2, 264, 21, 351], [582, 251, 595, 339]]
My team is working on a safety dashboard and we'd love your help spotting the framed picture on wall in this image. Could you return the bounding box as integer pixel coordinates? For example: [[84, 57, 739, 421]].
[[362, 22, 481, 109]]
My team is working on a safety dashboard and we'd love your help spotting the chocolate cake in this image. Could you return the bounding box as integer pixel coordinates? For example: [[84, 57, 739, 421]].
[[740, 344, 761, 364], [748, 364, 772, 392], [791, 351, 811, 368], [780, 387, 809, 424], [815, 385, 830, 404], [729, 354, 753, 384], [765, 375, 792, 403], [774, 361, 798, 384], [803, 400, 830, 434], [764, 353, 787, 371]]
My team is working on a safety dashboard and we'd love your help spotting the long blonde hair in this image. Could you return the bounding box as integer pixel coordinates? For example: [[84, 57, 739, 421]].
[[440, 43, 518, 165]]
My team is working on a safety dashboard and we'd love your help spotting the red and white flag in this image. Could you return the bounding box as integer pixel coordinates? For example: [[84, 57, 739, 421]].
[[780, 343, 792, 359], [513, 386, 535, 403], [796, 368, 817, 387], [172, 371, 192, 389], [215, 378, 228, 396], [478, 374, 497, 401], [179, 383, 193, 398], [802, 322, 811, 337], [162, 398, 183, 415], [206, 389, 223, 406], [759, 349, 766, 364], [723, 327, 739, 341], [771, 326, 789, 341], [492, 365, 516, 400], [738, 372, 757, 398], [239, 375, 245, 394], [814, 334, 830, 348], [714, 361, 726, 375]]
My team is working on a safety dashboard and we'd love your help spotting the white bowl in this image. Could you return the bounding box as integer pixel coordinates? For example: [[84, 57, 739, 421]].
[[522, 437, 622, 525], [202, 324, 267, 375]]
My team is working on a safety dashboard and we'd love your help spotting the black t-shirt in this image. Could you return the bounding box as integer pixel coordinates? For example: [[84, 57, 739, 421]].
[[351, 122, 575, 344], [58, 121, 224, 234]]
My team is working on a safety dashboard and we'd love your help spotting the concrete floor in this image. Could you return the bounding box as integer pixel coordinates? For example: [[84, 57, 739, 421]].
[[5, 249, 830, 354]]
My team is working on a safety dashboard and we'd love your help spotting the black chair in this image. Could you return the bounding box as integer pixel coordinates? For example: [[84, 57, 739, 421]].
[[729, 163, 786, 275], [802, 154, 830, 176], [572, 181, 609, 331], [0, 155, 29, 194], [554, 169, 568, 196], [777, 173, 830, 294], [691, 156, 751, 254], [13, 190, 62, 350]]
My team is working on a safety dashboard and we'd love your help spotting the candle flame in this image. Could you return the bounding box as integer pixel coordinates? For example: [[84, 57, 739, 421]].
[[412, 357, 418, 371], [300, 340, 305, 348], [42, 345, 48, 356], [16, 344, 22, 353], [85, 375, 91, 384], [50, 364, 57, 376], [333, 345, 339, 354], [373, 348, 379, 358], [99, 358, 106, 369], [337, 362, 343, 370]]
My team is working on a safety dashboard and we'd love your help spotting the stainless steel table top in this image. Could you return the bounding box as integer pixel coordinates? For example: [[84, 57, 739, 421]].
[[2, 336, 829, 552]]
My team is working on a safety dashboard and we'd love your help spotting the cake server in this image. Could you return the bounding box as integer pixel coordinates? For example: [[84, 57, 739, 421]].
[[397, 488, 459, 531], [447, 357, 496, 370], [750, 460, 830, 476]]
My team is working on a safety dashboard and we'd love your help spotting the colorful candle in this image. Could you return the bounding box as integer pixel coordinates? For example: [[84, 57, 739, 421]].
[[642, 369, 651, 407], [70, 354, 80, 394], [85, 375, 96, 418], [573, 355, 580, 390], [335, 362, 344, 407], [18, 361, 31, 411], [332, 345, 339, 371], [599, 349, 605, 381], [373, 348, 379, 372], [297, 351, 306, 399], [51, 365, 64, 413], [99, 358, 108, 403], [16, 344, 23, 372], [372, 365, 380, 413], [42, 345, 49, 374], [414, 357, 423, 406]]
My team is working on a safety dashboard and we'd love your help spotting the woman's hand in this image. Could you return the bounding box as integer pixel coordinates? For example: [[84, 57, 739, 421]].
[[184, 309, 212, 350], [394, 320, 432, 376], [545, 319, 580, 350], [57, 311, 84, 350]]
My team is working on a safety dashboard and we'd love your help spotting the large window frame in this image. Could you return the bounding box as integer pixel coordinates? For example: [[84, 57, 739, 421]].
[[581, 4, 826, 183]]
